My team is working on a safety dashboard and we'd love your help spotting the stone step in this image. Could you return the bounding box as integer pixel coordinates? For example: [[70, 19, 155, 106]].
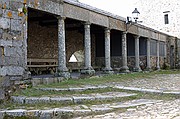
[[36, 85, 109, 92], [114, 85, 180, 95], [11, 92, 137, 104], [1, 99, 162, 119]]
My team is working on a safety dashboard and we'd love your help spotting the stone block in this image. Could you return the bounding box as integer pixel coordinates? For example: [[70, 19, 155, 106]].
[[31, 79, 42, 86], [0, 89, 5, 100], [4, 56, 18, 65], [12, 40, 23, 47], [11, 19, 22, 31], [0, 29, 2, 39], [11, 96, 26, 104], [73, 109, 92, 116], [5, 109, 27, 117], [4, 46, 15, 56], [64, 3, 89, 21], [0, 17, 10, 29], [73, 96, 95, 103], [0, 67, 6, 76], [0, 39, 13, 47], [89, 11, 109, 27], [90, 107, 112, 113], [39, 110, 54, 119], [0, 0, 10, 10], [54, 108, 74, 118], [50, 97, 73, 103], [42, 78, 54, 85], [39, 97, 50, 103], [0, 111, 5, 119], [10, 1, 24, 12], [26, 110, 40, 117], [25, 97, 40, 104], [0, 66, 24, 76]]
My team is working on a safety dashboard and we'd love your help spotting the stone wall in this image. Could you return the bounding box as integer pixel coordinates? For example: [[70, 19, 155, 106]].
[[28, 21, 97, 70], [0, 0, 27, 77], [135, 0, 180, 38], [160, 57, 165, 68], [150, 56, 157, 69], [0, 0, 28, 100]]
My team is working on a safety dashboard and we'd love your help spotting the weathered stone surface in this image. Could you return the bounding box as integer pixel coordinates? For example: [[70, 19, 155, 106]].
[[64, 3, 89, 21], [11, 19, 22, 31], [26, 110, 40, 117], [73, 96, 96, 103], [5, 109, 27, 117], [0, 17, 10, 29], [50, 97, 72, 103], [25, 97, 40, 104], [39, 110, 54, 119], [0, 66, 24, 76], [0, 111, 5, 119], [11, 96, 26, 104], [0, 39, 13, 47], [0, 89, 5, 100]]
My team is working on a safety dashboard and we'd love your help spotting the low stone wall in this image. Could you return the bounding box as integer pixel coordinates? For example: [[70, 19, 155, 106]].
[[96, 56, 146, 71], [140, 56, 147, 70], [150, 56, 157, 69]]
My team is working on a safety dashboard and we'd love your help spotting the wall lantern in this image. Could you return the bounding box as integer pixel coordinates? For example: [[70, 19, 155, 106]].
[[132, 8, 140, 22], [126, 8, 141, 24]]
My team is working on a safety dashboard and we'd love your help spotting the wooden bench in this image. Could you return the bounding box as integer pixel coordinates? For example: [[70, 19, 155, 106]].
[[27, 58, 58, 74]]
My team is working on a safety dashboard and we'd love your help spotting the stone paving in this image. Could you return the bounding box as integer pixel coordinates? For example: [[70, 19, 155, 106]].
[[1, 73, 180, 118], [0, 99, 160, 118], [76, 99, 180, 119], [112, 74, 180, 92]]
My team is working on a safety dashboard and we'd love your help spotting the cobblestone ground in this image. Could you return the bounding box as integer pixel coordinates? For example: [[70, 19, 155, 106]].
[[74, 74, 180, 119], [113, 74, 180, 91], [77, 99, 180, 119]]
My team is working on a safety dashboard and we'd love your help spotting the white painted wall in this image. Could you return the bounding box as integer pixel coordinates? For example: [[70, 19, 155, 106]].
[[135, 0, 180, 38]]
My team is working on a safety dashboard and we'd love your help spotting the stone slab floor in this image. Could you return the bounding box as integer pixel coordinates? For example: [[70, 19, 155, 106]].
[[75, 73, 180, 119]]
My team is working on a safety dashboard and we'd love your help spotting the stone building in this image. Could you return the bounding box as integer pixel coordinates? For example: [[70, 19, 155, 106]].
[[134, 0, 180, 66], [0, 0, 178, 98]]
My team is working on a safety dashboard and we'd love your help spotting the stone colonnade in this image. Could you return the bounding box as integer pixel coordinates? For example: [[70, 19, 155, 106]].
[[57, 17, 161, 78]]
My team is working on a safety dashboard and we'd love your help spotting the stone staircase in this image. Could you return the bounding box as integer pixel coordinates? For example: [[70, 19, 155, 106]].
[[0, 83, 162, 119]]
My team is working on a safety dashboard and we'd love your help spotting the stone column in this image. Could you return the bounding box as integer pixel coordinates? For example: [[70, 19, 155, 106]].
[[57, 16, 70, 78], [81, 22, 95, 75], [146, 38, 151, 70], [103, 28, 114, 74], [134, 35, 142, 72], [121, 32, 129, 73], [156, 40, 160, 70]]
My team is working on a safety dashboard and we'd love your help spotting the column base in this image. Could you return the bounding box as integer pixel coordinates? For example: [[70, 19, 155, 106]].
[[156, 66, 160, 71], [120, 66, 130, 73], [56, 71, 71, 79], [133, 67, 142, 72], [81, 67, 95, 75], [144, 67, 152, 71], [102, 67, 114, 74]]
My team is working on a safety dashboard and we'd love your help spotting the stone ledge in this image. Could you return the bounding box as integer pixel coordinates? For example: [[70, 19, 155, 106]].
[[36, 85, 109, 92], [11, 92, 137, 104], [1, 99, 161, 118], [114, 86, 180, 95]]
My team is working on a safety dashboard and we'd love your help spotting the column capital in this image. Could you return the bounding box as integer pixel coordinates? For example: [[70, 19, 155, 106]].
[[122, 31, 127, 35], [84, 21, 91, 25], [134, 35, 140, 39], [105, 28, 111, 33], [156, 40, 160, 43], [147, 37, 151, 41], [57, 16, 66, 20], [84, 21, 91, 29]]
